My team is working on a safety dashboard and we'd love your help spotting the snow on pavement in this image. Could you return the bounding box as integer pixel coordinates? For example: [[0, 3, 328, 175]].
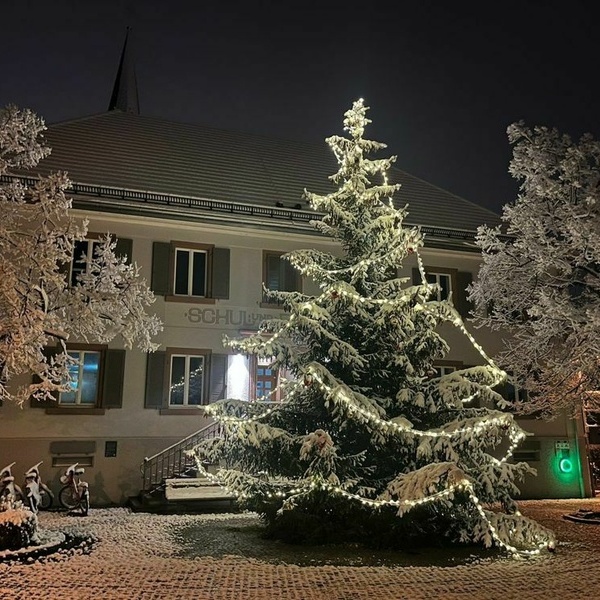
[[0, 498, 598, 600]]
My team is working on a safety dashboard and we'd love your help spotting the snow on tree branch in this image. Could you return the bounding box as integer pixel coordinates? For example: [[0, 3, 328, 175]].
[[0, 105, 162, 406], [470, 121, 600, 417], [190, 100, 554, 556]]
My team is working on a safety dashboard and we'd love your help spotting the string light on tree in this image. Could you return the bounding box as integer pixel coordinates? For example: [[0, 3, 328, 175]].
[[192, 99, 555, 556]]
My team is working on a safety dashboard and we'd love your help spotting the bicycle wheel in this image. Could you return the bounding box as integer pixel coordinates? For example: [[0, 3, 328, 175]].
[[58, 485, 79, 510], [26, 493, 38, 514], [39, 485, 54, 510]]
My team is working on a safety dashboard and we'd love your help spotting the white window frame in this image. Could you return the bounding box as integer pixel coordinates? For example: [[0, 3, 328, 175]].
[[59, 349, 102, 406], [168, 353, 207, 406], [173, 247, 208, 297], [433, 365, 457, 378], [426, 271, 452, 302], [70, 238, 101, 286]]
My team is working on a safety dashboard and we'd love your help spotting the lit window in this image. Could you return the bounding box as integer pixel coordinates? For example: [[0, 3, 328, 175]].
[[426, 272, 452, 301], [71, 239, 101, 286], [60, 350, 101, 406], [255, 357, 278, 400], [174, 248, 207, 297], [227, 354, 250, 401], [169, 354, 206, 406]]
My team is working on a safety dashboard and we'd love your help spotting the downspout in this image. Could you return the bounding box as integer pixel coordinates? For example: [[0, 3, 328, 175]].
[[571, 408, 590, 498]]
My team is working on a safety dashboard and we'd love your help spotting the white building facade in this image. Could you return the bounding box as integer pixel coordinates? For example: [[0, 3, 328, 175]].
[[0, 36, 593, 504]]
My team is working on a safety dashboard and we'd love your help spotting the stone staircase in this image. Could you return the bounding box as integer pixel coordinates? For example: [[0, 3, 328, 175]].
[[129, 472, 237, 514], [164, 477, 234, 502], [128, 422, 238, 513]]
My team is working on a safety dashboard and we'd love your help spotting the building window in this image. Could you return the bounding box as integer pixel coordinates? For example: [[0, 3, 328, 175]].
[[512, 440, 541, 463], [174, 247, 208, 297], [70, 239, 102, 286], [60, 349, 102, 406], [254, 357, 279, 400], [432, 364, 457, 378], [32, 344, 125, 412], [151, 242, 230, 301], [498, 375, 528, 404], [493, 371, 530, 414], [262, 251, 301, 304], [426, 272, 452, 302], [413, 267, 472, 318], [168, 351, 209, 406]]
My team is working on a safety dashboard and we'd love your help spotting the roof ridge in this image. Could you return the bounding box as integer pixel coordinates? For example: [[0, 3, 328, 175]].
[[48, 110, 328, 150], [47, 110, 126, 127], [390, 165, 502, 218]]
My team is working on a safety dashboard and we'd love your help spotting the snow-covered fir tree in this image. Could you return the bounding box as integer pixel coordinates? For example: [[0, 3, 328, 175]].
[[469, 122, 600, 418], [0, 105, 162, 406], [192, 100, 554, 555]]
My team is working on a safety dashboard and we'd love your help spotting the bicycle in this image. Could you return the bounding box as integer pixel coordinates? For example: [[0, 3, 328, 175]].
[[23, 461, 54, 513], [58, 463, 89, 516], [0, 462, 24, 509]]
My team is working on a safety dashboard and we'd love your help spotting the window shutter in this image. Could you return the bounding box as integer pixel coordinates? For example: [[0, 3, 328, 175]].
[[58, 259, 71, 283], [412, 268, 420, 285], [58, 241, 74, 283], [265, 253, 280, 290], [114, 238, 133, 265], [211, 247, 230, 299], [283, 259, 300, 292], [209, 354, 227, 404], [30, 347, 60, 408], [151, 242, 171, 296], [455, 271, 474, 318], [145, 351, 165, 408], [101, 349, 125, 408]]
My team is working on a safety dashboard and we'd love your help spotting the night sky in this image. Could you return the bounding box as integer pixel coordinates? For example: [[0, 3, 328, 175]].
[[2, 0, 598, 214]]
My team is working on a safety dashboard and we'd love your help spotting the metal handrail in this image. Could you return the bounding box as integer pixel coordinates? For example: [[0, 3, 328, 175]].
[[141, 421, 223, 493]]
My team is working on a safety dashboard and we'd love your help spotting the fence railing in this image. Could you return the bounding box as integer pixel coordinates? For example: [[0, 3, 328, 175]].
[[141, 421, 223, 493]]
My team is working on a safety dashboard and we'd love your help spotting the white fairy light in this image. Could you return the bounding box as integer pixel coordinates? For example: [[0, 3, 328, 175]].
[[187, 99, 554, 558]]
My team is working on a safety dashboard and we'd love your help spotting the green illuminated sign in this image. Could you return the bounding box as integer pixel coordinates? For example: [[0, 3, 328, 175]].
[[552, 440, 584, 491], [558, 457, 573, 473]]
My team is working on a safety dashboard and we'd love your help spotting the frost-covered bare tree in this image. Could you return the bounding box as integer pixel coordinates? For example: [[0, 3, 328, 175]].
[[469, 121, 600, 418], [0, 105, 162, 406]]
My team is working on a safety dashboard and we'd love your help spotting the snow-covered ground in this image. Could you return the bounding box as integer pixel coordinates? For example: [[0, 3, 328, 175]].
[[0, 498, 599, 599]]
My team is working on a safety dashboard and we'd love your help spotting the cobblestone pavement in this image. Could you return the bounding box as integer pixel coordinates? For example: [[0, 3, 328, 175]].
[[0, 498, 599, 600]]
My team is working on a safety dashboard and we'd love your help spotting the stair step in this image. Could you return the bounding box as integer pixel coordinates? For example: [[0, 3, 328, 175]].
[[164, 478, 234, 501]]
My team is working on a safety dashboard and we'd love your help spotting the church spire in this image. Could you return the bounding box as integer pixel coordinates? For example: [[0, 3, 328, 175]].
[[108, 27, 140, 114]]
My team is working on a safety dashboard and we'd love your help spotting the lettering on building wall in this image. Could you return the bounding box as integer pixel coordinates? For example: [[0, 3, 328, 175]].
[[185, 308, 275, 327]]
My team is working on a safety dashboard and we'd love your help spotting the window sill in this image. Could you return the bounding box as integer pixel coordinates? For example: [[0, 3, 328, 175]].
[[46, 408, 106, 415], [160, 407, 206, 415], [165, 295, 216, 304]]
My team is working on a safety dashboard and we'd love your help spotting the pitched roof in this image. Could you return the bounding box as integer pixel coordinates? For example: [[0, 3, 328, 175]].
[[32, 110, 501, 235]]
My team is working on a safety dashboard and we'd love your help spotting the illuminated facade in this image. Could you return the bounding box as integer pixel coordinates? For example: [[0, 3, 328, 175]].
[[0, 34, 593, 504]]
